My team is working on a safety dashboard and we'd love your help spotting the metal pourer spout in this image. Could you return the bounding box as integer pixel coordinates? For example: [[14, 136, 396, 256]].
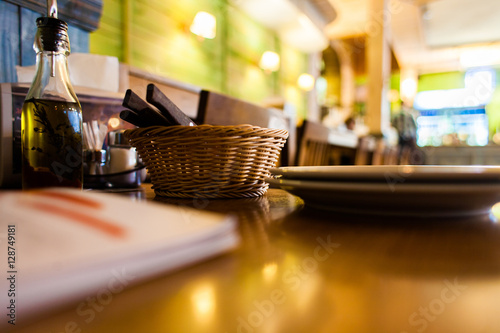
[[47, 0, 58, 76], [48, 0, 58, 18]]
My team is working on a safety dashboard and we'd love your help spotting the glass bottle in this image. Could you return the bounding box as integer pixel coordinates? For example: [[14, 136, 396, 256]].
[[21, 17, 83, 189]]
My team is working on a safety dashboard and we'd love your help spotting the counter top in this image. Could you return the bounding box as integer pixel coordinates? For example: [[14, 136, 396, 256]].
[[10, 184, 500, 332]]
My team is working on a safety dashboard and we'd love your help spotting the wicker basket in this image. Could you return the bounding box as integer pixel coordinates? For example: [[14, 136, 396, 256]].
[[125, 125, 288, 198]]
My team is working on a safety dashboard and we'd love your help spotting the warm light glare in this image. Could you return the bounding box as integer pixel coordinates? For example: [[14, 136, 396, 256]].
[[259, 51, 280, 72], [262, 262, 278, 282], [297, 73, 315, 91], [108, 117, 120, 129], [190, 11, 216, 39], [191, 284, 216, 321]]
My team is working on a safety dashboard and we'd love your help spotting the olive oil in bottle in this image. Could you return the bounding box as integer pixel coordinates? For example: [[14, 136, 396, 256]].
[[21, 17, 83, 189]]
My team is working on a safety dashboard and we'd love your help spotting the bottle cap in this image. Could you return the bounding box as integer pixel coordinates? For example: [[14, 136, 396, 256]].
[[35, 17, 70, 53]]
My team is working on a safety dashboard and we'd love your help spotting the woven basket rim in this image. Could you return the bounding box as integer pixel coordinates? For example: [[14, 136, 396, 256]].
[[127, 124, 274, 130], [124, 124, 289, 140]]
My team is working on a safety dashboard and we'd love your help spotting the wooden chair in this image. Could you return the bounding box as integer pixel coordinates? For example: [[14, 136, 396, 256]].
[[372, 138, 400, 165], [296, 120, 358, 166], [196, 90, 295, 166], [384, 145, 400, 165], [355, 135, 376, 165]]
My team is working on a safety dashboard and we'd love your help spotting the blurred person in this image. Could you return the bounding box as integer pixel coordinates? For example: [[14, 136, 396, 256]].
[[392, 102, 424, 164], [392, 102, 417, 149], [345, 117, 356, 131]]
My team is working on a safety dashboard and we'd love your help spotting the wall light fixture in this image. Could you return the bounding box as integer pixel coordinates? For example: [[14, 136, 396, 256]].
[[190, 11, 217, 39], [297, 73, 315, 91], [259, 51, 280, 72]]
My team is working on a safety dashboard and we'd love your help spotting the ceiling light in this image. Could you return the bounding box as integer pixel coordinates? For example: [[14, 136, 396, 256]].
[[190, 11, 216, 39], [401, 78, 418, 101]]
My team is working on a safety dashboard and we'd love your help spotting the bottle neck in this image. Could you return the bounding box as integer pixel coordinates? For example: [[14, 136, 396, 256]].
[[26, 50, 78, 104]]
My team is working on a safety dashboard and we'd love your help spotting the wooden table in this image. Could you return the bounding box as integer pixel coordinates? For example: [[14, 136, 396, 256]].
[[12, 184, 500, 332]]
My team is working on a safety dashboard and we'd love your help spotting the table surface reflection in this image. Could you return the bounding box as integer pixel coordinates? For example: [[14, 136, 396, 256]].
[[12, 184, 500, 333]]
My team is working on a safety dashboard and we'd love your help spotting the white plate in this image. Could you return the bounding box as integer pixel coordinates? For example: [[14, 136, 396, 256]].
[[266, 177, 500, 217], [270, 165, 500, 183]]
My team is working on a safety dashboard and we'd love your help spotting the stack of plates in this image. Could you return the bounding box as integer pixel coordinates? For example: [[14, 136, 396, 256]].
[[267, 165, 500, 217]]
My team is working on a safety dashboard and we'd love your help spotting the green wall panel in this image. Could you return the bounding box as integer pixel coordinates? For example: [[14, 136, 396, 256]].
[[89, 0, 123, 59], [280, 43, 307, 121], [130, 0, 225, 92], [418, 71, 465, 92], [89, 0, 308, 120]]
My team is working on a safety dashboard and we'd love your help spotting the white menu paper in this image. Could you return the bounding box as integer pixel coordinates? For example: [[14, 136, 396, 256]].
[[0, 188, 239, 326]]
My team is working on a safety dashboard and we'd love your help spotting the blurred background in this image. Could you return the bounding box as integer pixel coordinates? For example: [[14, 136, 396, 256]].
[[2, 0, 500, 165]]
